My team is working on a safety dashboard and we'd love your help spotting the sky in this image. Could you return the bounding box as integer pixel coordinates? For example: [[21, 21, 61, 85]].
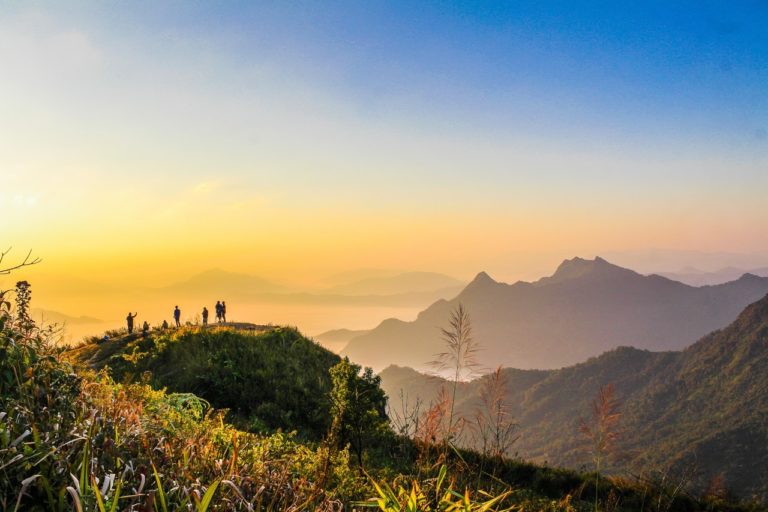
[[2, 1, 768, 333]]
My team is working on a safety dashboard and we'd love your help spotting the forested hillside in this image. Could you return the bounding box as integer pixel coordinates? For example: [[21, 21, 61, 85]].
[[381, 294, 768, 499]]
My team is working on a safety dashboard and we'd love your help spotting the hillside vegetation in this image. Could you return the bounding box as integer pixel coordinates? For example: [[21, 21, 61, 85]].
[[1, 281, 763, 510], [69, 326, 343, 437], [381, 293, 768, 500]]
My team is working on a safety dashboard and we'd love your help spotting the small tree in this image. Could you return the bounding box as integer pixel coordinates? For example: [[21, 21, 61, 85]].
[[579, 383, 621, 512], [0, 248, 41, 334], [329, 358, 390, 469], [0, 248, 40, 333], [14, 280, 34, 333]]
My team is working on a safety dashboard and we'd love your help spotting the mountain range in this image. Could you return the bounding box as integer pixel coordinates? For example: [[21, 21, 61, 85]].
[[30, 308, 102, 325], [379, 293, 768, 499], [158, 268, 287, 297], [655, 266, 768, 287], [343, 257, 768, 371], [135, 269, 465, 308]]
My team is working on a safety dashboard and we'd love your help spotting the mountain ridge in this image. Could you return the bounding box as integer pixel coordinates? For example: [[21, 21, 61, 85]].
[[159, 268, 287, 295], [344, 256, 768, 370], [655, 266, 768, 286]]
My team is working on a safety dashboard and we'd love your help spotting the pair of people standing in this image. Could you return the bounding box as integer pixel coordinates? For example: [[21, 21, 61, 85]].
[[201, 301, 226, 326], [215, 301, 227, 323]]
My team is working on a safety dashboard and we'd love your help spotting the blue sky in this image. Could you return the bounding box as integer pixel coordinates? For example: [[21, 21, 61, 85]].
[[153, 1, 766, 140], [38, 0, 768, 152]]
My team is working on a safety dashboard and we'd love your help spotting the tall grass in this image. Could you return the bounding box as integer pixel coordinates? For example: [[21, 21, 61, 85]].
[[428, 304, 480, 452], [579, 384, 622, 512]]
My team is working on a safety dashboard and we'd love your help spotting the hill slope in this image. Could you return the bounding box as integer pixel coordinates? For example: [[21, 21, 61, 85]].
[[380, 293, 768, 499], [346, 257, 768, 370], [70, 325, 342, 437]]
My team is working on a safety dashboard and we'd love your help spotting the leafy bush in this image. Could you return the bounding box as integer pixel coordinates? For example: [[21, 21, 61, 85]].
[[329, 358, 392, 468]]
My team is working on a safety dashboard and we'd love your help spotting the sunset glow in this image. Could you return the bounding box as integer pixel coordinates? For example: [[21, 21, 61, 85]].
[[3, 1, 767, 337]]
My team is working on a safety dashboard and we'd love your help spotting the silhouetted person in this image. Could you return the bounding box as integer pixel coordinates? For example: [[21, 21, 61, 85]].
[[215, 301, 222, 323], [173, 306, 181, 327], [126, 312, 138, 334], [202, 306, 209, 326], [161, 320, 169, 330], [221, 301, 227, 323], [141, 321, 150, 337]]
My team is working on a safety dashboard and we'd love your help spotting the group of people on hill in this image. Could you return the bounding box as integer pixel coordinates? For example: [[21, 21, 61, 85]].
[[125, 300, 227, 335]]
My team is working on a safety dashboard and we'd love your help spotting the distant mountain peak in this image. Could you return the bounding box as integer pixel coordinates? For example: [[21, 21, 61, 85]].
[[469, 271, 496, 287], [539, 256, 631, 285], [195, 268, 237, 277], [558, 255, 609, 270], [161, 268, 285, 294]]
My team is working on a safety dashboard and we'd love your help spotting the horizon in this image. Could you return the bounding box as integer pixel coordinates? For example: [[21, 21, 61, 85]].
[[8, 251, 768, 346]]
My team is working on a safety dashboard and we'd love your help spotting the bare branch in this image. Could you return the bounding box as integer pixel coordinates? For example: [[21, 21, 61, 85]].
[[0, 248, 42, 275]]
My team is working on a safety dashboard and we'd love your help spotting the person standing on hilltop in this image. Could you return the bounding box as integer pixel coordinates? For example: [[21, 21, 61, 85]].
[[126, 312, 138, 334], [221, 301, 227, 323], [202, 306, 209, 326], [215, 301, 222, 323], [174, 305, 181, 328], [141, 321, 150, 337]]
